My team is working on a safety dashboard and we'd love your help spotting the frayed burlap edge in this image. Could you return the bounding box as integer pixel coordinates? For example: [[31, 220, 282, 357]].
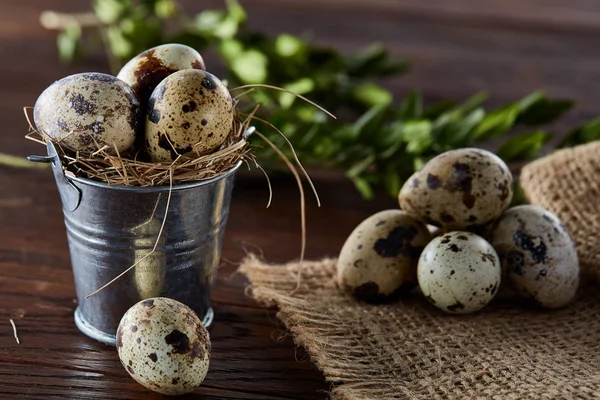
[[240, 255, 600, 400], [521, 141, 600, 281]]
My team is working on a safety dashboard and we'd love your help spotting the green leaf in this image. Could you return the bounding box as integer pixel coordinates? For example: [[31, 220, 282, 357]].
[[455, 92, 488, 115], [516, 97, 574, 125], [230, 50, 268, 84], [402, 121, 432, 154], [226, 0, 247, 23], [384, 169, 401, 198], [511, 183, 528, 207], [413, 157, 426, 171], [497, 131, 552, 162], [560, 118, 600, 147], [313, 137, 338, 158], [195, 10, 239, 39], [106, 26, 134, 58], [350, 176, 374, 200], [347, 154, 376, 178], [398, 92, 422, 120], [346, 43, 408, 77], [347, 43, 385, 72], [514, 91, 545, 112], [423, 101, 455, 119], [352, 105, 390, 139], [472, 105, 519, 140], [275, 34, 306, 57], [154, 0, 178, 19], [57, 25, 81, 62], [280, 78, 315, 108], [93, 0, 128, 24], [352, 83, 393, 107], [453, 108, 485, 145], [219, 38, 244, 61]]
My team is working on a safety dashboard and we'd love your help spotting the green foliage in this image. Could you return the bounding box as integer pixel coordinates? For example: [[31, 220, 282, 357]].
[[51, 0, 598, 199]]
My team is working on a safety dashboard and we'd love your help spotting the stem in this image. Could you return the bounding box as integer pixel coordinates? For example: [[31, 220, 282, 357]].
[[0, 153, 50, 170], [40, 11, 103, 30]]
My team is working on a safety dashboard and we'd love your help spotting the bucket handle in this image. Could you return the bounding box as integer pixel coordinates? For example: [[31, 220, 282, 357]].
[[28, 142, 82, 212]]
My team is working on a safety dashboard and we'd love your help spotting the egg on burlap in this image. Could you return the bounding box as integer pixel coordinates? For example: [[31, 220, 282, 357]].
[[418, 231, 501, 314], [337, 210, 432, 302], [491, 205, 579, 308], [399, 148, 513, 230]]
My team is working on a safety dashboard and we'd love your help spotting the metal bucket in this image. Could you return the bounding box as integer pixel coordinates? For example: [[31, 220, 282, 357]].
[[30, 142, 240, 346]]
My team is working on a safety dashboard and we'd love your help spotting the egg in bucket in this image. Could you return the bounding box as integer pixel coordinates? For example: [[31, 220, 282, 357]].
[[27, 44, 250, 345]]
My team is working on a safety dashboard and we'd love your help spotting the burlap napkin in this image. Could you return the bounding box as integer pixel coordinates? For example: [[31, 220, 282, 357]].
[[239, 142, 600, 400]]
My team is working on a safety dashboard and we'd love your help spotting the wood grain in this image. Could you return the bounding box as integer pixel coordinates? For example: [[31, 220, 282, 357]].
[[1, 0, 599, 398]]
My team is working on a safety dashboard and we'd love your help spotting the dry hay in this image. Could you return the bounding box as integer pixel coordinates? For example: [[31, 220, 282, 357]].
[[25, 107, 250, 187]]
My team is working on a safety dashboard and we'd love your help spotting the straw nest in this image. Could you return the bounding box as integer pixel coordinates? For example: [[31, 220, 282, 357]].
[[26, 110, 251, 187]]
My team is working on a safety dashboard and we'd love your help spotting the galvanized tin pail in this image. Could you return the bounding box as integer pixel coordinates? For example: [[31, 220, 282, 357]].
[[30, 142, 240, 346]]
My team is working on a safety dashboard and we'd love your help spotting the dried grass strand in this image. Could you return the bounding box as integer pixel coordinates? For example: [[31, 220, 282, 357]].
[[25, 113, 248, 187], [253, 130, 306, 293], [253, 159, 273, 208], [9, 319, 20, 344], [244, 113, 321, 207], [231, 84, 336, 120], [85, 169, 174, 298]]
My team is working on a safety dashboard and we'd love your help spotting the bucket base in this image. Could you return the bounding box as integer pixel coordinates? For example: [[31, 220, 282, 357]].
[[74, 306, 215, 346]]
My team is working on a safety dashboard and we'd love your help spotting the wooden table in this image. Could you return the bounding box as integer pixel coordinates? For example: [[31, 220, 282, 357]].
[[1, 1, 598, 398]]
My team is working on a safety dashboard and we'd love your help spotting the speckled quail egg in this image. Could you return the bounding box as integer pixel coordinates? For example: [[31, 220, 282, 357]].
[[117, 43, 206, 103], [491, 205, 579, 308], [399, 148, 513, 230], [116, 297, 210, 395], [34, 73, 141, 153], [337, 210, 432, 302], [145, 69, 233, 162], [418, 231, 501, 314]]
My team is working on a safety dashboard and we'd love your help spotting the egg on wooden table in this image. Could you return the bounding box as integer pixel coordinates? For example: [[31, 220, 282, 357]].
[[417, 231, 501, 314], [145, 69, 234, 162], [491, 205, 579, 308], [117, 297, 211, 395], [33, 73, 141, 153], [117, 43, 206, 104], [337, 210, 432, 302]]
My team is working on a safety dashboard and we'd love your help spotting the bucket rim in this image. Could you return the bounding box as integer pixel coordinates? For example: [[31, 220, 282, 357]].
[[67, 160, 243, 192]]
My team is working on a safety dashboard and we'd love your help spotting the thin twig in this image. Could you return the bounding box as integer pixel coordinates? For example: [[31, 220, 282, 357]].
[[253, 130, 306, 293], [243, 113, 321, 207], [40, 11, 103, 30], [253, 159, 273, 208], [0, 153, 50, 170], [230, 84, 337, 120], [9, 319, 20, 344], [86, 169, 174, 298]]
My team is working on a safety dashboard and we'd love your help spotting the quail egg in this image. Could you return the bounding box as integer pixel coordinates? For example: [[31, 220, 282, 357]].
[[116, 297, 210, 395], [337, 210, 432, 302], [117, 43, 206, 103], [418, 231, 501, 314], [399, 148, 513, 230], [145, 69, 234, 162], [34, 73, 140, 153], [491, 205, 579, 308]]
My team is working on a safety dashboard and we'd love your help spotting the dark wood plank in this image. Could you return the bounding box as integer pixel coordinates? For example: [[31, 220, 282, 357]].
[[2, 0, 600, 398], [0, 296, 327, 399]]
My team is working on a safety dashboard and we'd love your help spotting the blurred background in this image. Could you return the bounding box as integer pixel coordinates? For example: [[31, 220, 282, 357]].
[[2, 0, 599, 199]]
